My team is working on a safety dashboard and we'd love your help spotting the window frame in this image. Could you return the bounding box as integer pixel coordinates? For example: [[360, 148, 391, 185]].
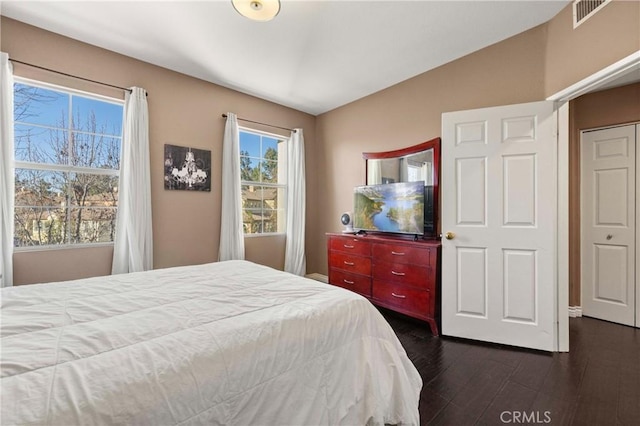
[[13, 77, 124, 251], [239, 126, 288, 237]]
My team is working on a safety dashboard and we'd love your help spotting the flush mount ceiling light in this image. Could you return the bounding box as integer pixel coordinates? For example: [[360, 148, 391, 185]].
[[232, 0, 280, 22]]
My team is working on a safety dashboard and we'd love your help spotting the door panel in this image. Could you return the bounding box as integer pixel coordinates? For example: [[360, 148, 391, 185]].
[[581, 124, 635, 327], [503, 249, 537, 323], [595, 168, 628, 226], [456, 157, 487, 225], [442, 101, 557, 351], [593, 244, 627, 303], [456, 247, 487, 317], [503, 154, 537, 226]]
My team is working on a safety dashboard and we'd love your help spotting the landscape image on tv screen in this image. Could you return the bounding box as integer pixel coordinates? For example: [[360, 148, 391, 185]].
[[353, 181, 425, 235]]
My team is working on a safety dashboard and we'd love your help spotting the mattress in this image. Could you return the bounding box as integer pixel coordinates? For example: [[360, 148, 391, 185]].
[[1, 260, 422, 425]]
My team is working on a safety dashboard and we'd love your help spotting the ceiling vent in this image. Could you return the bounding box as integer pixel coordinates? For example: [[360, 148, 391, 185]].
[[573, 0, 611, 28]]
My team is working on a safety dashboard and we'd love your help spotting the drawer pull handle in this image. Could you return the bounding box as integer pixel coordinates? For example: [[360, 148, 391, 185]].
[[391, 292, 406, 299], [344, 261, 355, 266], [343, 279, 354, 285], [391, 270, 405, 276], [344, 244, 355, 248], [391, 251, 405, 256]]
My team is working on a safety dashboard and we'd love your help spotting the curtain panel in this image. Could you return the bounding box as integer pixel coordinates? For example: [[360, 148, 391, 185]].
[[112, 87, 153, 274], [368, 159, 382, 184], [284, 129, 306, 276], [0, 53, 14, 287], [218, 112, 245, 261]]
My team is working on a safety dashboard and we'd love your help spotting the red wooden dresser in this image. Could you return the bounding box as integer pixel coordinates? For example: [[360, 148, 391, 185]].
[[327, 232, 441, 336]]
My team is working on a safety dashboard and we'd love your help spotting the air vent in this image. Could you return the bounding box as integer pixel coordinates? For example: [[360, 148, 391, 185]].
[[573, 0, 611, 28]]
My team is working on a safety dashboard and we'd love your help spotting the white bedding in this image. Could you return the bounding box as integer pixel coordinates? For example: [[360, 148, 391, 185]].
[[1, 260, 421, 425]]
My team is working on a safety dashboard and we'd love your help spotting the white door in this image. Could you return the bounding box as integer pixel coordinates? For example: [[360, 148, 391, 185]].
[[441, 101, 558, 351], [581, 124, 636, 327]]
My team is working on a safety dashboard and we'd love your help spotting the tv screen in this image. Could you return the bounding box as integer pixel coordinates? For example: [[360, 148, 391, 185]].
[[353, 181, 425, 235]]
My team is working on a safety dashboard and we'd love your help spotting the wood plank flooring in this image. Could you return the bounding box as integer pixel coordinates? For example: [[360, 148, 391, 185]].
[[381, 309, 640, 426]]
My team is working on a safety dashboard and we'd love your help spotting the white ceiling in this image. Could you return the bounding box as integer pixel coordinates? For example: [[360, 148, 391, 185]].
[[1, 0, 572, 115]]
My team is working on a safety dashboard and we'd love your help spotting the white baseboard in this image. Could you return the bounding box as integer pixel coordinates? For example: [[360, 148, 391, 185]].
[[568, 306, 583, 318], [305, 273, 328, 284]]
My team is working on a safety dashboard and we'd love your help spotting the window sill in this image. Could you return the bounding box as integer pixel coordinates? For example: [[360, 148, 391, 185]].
[[13, 242, 115, 253], [243, 233, 286, 238]]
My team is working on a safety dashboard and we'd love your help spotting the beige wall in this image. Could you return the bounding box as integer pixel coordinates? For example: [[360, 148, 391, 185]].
[[311, 25, 549, 274], [2, 17, 316, 284], [568, 82, 640, 306], [310, 0, 639, 277], [544, 0, 640, 98]]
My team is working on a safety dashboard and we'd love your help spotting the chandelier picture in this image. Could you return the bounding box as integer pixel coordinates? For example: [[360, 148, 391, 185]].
[[164, 144, 211, 191]]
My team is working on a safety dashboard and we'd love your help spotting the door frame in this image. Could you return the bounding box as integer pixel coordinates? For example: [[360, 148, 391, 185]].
[[547, 50, 640, 350]]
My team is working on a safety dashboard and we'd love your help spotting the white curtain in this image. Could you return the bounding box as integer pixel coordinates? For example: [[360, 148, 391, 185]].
[[112, 87, 153, 274], [0, 53, 14, 287], [368, 159, 383, 184], [218, 112, 245, 261], [284, 129, 306, 276]]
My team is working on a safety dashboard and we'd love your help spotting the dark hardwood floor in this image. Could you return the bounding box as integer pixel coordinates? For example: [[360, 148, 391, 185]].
[[381, 310, 640, 426]]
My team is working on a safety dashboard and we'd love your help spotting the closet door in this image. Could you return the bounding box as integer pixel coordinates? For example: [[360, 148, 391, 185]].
[[581, 124, 636, 327]]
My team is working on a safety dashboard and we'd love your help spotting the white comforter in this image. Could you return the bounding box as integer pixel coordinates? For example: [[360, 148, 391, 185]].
[[1, 260, 421, 425]]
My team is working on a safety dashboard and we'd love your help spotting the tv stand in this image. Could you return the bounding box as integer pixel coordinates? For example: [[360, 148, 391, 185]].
[[327, 232, 441, 336]]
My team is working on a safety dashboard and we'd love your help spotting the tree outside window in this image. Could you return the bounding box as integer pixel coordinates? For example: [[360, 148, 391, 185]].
[[239, 129, 287, 234], [13, 80, 123, 248]]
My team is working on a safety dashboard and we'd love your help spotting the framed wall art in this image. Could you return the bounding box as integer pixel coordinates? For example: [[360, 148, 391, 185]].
[[164, 144, 211, 191]]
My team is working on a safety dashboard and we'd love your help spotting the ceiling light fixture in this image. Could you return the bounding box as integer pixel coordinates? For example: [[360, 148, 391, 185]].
[[232, 0, 280, 22]]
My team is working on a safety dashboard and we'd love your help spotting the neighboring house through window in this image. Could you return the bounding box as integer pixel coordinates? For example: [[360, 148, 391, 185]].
[[13, 79, 124, 248], [239, 128, 287, 235]]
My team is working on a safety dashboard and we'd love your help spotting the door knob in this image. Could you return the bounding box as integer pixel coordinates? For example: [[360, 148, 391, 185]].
[[444, 232, 455, 240], [606, 234, 613, 240]]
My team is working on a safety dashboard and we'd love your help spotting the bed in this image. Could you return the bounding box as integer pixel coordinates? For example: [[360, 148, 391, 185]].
[[1, 260, 422, 425]]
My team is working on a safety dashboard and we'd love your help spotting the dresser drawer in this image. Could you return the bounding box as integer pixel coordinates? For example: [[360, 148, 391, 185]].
[[328, 251, 371, 276], [329, 269, 372, 297], [372, 243, 430, 266], [329, 236, 371, 256], [372, 261, 430, 288], [372, 280, 429, 314]]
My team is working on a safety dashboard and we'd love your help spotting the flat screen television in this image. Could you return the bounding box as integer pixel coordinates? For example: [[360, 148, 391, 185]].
[[353, 181, 425, 236]]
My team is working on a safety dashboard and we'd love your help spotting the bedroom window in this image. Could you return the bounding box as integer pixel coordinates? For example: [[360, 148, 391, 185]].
[[239, 128, 287, 235], [13, 79, 124, 248]]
